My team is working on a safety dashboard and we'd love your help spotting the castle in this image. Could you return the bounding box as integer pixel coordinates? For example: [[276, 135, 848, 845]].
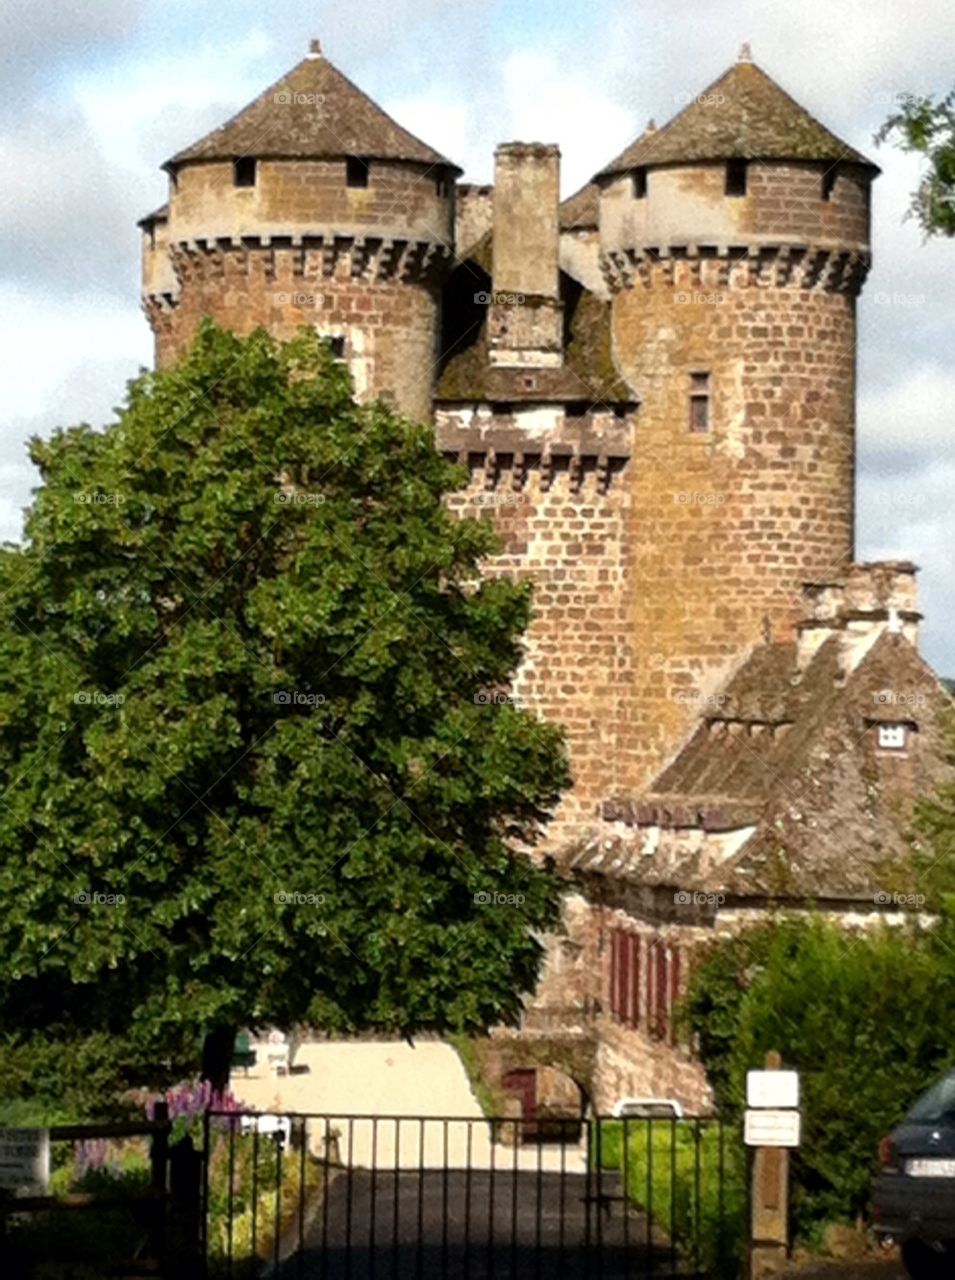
[[139, 40, 954, 1113]]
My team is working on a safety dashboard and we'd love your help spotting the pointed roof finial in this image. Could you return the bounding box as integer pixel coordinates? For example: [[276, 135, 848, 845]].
[[738, 41, 752, 62], [308, 37, 323, 58], [646, 118, 657, 133]]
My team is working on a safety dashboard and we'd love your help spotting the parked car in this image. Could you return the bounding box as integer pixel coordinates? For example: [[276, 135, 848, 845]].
[[873, 1068, 955, 1277]]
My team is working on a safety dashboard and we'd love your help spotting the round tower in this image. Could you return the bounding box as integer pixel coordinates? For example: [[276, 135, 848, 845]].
[[596, 48, 879, 783], [139, 39, 461, 422]]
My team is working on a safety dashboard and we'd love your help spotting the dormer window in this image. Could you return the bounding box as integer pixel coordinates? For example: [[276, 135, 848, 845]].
[[233, 156, 257, 188], [346, 156, 370, 188], [632, 167, 648, 199], [878, 723, 908, 752], [725, 159, 747, 197]]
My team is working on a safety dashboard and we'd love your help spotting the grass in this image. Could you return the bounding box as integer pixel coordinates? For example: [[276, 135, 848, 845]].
[[448, 1034, 511, 1117], [595, 1117, 747, 1278]]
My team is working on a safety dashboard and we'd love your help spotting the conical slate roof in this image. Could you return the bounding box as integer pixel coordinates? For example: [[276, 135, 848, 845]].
[[596, 56, 877, 179], [166, 41, 460, 172]]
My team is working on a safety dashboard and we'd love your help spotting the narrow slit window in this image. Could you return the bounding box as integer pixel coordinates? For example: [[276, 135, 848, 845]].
[[689, 371, 711, 433], [233, 157, 257, 188], [725, 159, 747, 197], [346, 156, 370, 188], [822, 167, 838, 201], [632, 167, 648, 199]]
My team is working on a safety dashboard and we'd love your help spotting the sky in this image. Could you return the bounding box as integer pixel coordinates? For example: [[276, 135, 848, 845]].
[[1, 0, 953, 669]]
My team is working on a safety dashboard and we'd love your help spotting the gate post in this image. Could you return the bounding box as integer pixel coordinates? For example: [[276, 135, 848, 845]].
[[747, 1052, 791, 1279], [149, 1100, 170, 1265]]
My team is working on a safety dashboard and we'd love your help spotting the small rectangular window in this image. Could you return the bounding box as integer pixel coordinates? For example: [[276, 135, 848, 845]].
[[689, 371, 710, 432], [725, 159, 747, 197], [233, 157, 257, 188], [325, 335, 346, 360], [632, 167, 648, 199], [435, 170, 450, 198], [346, 156, 370, 188], [822, 167, 837, 201]]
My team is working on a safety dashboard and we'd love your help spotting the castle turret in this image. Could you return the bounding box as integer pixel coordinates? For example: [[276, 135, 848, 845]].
[[595, 47, 879, 782], [140, 38, 461, 421]]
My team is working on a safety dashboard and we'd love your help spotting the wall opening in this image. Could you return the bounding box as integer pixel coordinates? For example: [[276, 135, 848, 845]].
[[346, 156, 371, 188], [233, 156, 257, 188], [725, 159, 747, 197]]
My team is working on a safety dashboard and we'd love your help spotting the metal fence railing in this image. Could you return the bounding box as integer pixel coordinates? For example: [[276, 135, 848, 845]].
[[201, 1110, 745, 1278]]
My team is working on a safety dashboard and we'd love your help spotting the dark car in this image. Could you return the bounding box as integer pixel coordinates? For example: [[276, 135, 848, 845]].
[[873, 1068, 955, 1277]]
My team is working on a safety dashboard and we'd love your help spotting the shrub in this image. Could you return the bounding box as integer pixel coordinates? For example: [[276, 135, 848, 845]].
[[684, 911, 955, 1236]]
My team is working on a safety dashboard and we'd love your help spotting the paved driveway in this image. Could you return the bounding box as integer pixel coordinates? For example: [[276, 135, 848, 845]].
[[277, 1167, 669, 1279]]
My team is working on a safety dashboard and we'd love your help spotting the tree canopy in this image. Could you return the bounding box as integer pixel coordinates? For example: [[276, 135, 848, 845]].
[[0, 322, 568, 1109], [878, 89, 955, 236]]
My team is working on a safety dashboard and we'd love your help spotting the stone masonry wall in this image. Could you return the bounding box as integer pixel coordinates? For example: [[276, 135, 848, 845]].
[[147, 242, 443, 422], [438, 409, 635, 843], [607, 250, 860, 785]]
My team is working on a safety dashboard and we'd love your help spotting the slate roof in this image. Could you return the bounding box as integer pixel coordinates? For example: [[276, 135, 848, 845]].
[[166, 45, 460, 172], [596, 58, 877, 179], [572, 631, 953, 903], [559, 182, 599, 231]]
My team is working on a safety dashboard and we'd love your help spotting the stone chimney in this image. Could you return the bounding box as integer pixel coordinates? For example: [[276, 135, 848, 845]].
[[797, 562, 921, 673], [488, 142, 563, 369]]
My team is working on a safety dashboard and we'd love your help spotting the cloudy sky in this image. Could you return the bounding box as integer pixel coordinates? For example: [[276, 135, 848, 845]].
[[1, 0, 953, 670]]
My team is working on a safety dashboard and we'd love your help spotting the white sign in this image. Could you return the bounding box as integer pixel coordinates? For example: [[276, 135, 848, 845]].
[[744, 1108, 801, 1148], [0, 1128, 50, 1191], [747, 1069, 800, 1110]]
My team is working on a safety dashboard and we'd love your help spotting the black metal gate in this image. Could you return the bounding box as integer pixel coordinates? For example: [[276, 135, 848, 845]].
[[201, 1112, 743, 1278]]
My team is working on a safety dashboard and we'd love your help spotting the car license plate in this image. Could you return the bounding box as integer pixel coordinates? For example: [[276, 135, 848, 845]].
[[907, 1158, 955, 1177]]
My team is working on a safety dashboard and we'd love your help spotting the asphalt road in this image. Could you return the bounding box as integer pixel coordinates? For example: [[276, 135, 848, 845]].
[[277, 1166, 687, 1279]]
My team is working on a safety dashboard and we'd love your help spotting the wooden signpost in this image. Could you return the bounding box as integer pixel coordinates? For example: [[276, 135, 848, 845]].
[[746, 1050, 800, 1278]]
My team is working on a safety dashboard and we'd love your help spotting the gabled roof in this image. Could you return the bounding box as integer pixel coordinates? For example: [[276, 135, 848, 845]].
[[559, 182, 599, 231], [573, 631, 954, 903], [596, 56, 877, 179], [166, 43, 460, 172]]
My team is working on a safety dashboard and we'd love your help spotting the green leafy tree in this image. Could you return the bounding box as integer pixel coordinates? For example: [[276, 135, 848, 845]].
[[877, 90, 955, 236], [0, 322, 569, 1112], [684, 914, 955, 1235]]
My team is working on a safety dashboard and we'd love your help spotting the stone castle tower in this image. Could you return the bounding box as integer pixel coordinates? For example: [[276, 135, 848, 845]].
[[140, 39, 879, 837]]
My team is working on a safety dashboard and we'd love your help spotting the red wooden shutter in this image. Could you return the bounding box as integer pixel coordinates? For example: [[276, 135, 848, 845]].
[[617, 936, 624, 1024], [656, 944, 669, 1039], [609, 930, 619, 1018], [668, 947, 682, 1045], [630, 936, 642, 1027]]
